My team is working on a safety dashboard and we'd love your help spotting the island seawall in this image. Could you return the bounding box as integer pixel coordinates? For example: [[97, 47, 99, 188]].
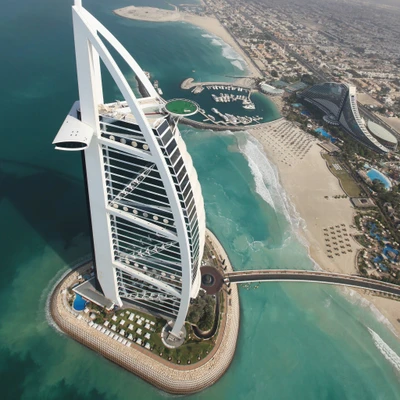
[[49, 230, 240, 395], [116, 4, 400, 337], [135, 75, 283, 131]]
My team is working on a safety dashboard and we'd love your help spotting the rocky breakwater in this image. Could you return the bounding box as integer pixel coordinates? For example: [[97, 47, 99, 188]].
[[48, 229, 240, 394]]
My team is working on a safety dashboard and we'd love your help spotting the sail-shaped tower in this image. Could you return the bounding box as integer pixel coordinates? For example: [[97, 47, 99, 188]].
[[52, 1, 205, 337]]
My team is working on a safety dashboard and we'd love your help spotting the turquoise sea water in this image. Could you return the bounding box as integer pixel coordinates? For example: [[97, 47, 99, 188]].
[[1, 0, 400, 399], [188, 88, 280, 124]]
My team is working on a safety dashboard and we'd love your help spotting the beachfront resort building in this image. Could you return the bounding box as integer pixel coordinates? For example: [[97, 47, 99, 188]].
[[260, 82, 284, 96], [299, 82, 397, 153], [52, 1, 205, 336], [366, 121, 398, 152]]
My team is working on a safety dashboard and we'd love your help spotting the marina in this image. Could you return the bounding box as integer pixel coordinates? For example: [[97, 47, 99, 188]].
[[4, 0, 400, 399], [181, 78, 278, 127], [133, 75, 279, 128], [209, 107, 262, 126], [134, 75, 280, 130]]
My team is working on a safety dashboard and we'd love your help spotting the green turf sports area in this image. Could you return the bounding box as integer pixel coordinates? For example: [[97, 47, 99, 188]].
[[165, 99, 198, 116]]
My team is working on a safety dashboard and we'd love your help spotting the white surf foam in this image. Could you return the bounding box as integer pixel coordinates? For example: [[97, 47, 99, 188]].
[[221, 44, 244, 62], [238, 133, 304, 233], [201, 33, 247, 71], [230, 60, 244, 71], [339, 286, 399, 337], [232, 131, 400, 369], [324, 297, 332, 308], [368, 328, 400, 372], [210, 38, 223, 47]]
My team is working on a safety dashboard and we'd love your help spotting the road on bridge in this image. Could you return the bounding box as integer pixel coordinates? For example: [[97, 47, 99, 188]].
[[226, 270, 400, 297]]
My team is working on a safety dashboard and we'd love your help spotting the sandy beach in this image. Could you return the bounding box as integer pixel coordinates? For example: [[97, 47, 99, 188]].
[[249, 121, 360, 276], [113, 4, 400, 336], [248, 120, 400, 336], [113, 6, 261, 78], [268, 95, 285, 114]]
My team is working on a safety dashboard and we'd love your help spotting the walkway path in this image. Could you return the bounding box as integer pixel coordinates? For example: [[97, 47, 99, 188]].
[[181, 77, 254, 90]]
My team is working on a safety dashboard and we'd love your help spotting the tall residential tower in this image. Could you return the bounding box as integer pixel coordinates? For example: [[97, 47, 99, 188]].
[[52, 1, 205, 336]]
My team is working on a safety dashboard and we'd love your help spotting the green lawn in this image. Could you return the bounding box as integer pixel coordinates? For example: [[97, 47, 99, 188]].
[[100, 307, 217, 365], [322, 154, 363, 197], [88, 240, 224, 365], [165, 99, 198, 116]]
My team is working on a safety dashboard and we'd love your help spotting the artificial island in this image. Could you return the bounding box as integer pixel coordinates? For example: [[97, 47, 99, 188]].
[[49, 0, 400, 395], [113, 1, 400, 333], [49, 1, 240, 394]]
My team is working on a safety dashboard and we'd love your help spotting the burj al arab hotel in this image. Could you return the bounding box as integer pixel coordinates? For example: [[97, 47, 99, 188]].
[[52, 1, 205, 337]]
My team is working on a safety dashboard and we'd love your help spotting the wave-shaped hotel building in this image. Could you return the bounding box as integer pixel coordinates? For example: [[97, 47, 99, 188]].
[[299, 82, 398, 153], [52, 1, 205, 337]]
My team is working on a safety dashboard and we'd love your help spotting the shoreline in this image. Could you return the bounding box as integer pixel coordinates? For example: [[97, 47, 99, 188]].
[[113, 6, 261, 78], [247, 121, 400, 337], [117, 5, 286, 127], [48, 229, 240, 395], [113, 3, 400, 338]]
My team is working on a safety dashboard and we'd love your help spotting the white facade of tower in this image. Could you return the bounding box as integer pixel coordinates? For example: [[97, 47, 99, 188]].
[[53, 2, 205, 336]]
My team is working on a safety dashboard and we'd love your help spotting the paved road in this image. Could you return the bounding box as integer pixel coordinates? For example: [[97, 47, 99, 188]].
[[226, 270, 400, 297]]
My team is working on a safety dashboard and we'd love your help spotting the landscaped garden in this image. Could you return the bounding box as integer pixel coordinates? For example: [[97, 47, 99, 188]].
[[70, 285, 223, 365], [322, 153, 363, 197], [354, 212, 400, 284]]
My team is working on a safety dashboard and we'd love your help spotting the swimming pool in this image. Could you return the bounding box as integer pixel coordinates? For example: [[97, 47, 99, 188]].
[[366, 168, 392, 189], [383, 245, 399, 261], [314, 127, 337, 143], [73, 294, 87, 311]]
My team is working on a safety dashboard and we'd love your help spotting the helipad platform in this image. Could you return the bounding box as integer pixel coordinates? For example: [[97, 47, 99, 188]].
[[164, 98, 199, 117]]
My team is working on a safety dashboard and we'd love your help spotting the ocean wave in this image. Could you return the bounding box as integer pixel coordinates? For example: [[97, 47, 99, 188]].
[[210, 38, 223, 47], [240, 142, 276, 210], [230, 60, 244, 71], [201, 33, 247, 71], [339, 287, 398, 337], [368, 328, 400, 372], [236, 132, 324, 272], [324, 297, 332, 308], [238, 133, 304, 230], [221, 44, 244, 62], [231, 131, 400, 373]]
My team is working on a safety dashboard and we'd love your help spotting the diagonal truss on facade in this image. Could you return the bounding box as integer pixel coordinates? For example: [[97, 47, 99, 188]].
[[53, 0, 205, 336]]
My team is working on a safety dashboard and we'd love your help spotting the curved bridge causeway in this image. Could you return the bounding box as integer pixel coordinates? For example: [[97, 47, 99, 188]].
[[226, 270, 400, 298]]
